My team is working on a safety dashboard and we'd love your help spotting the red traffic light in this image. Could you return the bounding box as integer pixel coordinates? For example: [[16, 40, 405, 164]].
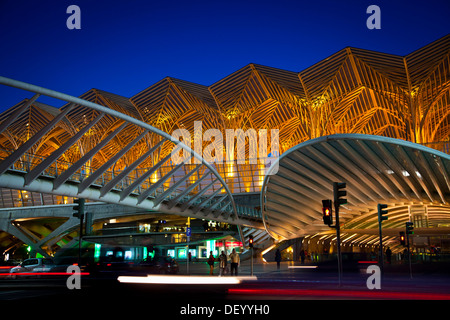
[[322, 199, 333, 226], [399, 231, 406, 246]]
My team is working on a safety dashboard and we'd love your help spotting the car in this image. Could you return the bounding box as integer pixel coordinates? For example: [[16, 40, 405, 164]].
[[134, 256, 179, 275], [9, 258, 55, 278], [0, 260, 20, 274]]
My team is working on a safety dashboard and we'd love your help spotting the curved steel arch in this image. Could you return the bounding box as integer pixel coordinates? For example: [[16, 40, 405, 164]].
[[0, 76, 245, 241], [261, 133, 450, 240]]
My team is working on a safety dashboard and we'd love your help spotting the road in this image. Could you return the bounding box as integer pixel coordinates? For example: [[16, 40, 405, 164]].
[[0, 260, 449, 318]]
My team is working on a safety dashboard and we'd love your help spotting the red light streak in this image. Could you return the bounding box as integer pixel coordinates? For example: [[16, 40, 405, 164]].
[[0, 272, 89, 277], [228, 288, 450, 300]]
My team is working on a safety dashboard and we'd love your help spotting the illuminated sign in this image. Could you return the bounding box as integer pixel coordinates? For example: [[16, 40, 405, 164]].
[[215, 241, 243, 247]]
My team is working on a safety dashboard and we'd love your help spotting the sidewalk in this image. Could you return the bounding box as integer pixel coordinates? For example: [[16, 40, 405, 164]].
[[177, 259, 290, 276], [177, 259, 450, 295]]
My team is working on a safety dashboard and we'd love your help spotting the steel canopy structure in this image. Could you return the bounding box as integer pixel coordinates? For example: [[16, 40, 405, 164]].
[[261, 134, 450, 241], [0, 35, 449, 256], [0, 76, 249, 256]]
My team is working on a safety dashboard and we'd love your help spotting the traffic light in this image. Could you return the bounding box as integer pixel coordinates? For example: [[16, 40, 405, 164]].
[[406, 222, 414, 235], [377, 204, 388, 222], [84, 211, 93, 235], [333, 182, 347, 207], [399, 231, 406, 246], [73, 198, 85, 219], [248, 234, 254, 248], [322, 199, 333, 225]]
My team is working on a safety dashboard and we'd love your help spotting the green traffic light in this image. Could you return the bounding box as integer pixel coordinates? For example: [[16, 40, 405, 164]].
[[406, 222, 414, 234]]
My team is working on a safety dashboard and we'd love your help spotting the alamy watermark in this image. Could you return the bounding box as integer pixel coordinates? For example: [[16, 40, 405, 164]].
[[66, 5, 81, 30], [170, 121, 280, 175], [67, 5, 381, 31], [66, 4, 381, 32], [66, 265, 82, 289], [366, 264, 381, 289], [367, 5, 381, 30]]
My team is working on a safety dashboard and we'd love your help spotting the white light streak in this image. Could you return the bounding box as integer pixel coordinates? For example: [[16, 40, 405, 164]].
[[117, 275, 257, 285]]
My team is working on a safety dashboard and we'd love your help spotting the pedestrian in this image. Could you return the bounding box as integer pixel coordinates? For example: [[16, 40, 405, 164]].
[[300, 249, 305, 264], [207, 251, 215, 275], [229, 249, 240, 276], [386, 247, 392, 264], [275, 249, 281, 270], [219, 250, 227, 276]]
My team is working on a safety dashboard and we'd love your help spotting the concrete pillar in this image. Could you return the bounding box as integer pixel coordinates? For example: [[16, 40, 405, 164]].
[[292, 237, 304, 262]]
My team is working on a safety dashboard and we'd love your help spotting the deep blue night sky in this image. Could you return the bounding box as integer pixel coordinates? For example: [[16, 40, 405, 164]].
[[0, 0, 449, 111]]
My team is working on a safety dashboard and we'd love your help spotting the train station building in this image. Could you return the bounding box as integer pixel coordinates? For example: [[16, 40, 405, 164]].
[[0, 35, 449, 265]]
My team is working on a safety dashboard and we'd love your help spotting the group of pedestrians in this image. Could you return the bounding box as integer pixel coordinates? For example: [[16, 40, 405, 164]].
[[208, 249, 240, 276]]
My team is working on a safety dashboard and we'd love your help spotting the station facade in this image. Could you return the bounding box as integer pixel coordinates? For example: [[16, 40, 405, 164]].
[[0, 35, 449, 264]]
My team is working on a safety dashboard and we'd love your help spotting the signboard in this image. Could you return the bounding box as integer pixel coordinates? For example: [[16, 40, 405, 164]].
[[186, 227, 191, 237], [215, 241, 243, 247]]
